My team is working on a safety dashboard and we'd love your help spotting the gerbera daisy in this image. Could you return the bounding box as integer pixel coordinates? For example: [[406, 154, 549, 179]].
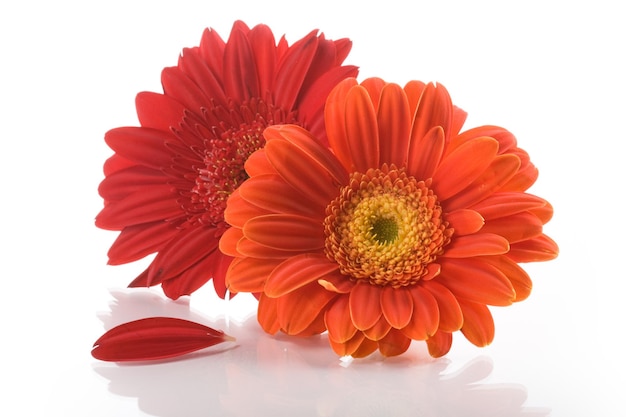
[[221, 77, 558, 358], [96, 21, 358, 299]]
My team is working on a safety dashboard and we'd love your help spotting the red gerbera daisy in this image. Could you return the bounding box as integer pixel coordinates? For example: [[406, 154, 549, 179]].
[[96, 21, 358, 300], [221, 77, 558, 358]]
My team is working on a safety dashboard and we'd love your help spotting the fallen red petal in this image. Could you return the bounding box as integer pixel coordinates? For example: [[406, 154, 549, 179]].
[[91, 317, 235, 362]]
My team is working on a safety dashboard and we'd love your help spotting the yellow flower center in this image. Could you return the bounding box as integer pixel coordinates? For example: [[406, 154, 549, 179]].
[[324, 165, 453, 288]]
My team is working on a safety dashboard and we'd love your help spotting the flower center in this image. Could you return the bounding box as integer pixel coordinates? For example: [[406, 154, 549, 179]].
[[176, 98, 297, 231], [323, 165, 453, 288]]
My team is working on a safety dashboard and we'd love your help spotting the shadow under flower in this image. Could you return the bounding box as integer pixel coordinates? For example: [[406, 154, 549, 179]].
[[92, 289, 550, 417]]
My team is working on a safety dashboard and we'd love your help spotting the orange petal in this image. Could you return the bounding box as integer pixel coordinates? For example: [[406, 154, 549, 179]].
[[265, 254, 339, 297], [445, 209, 485, 236], [362, 315, 392, 341], [263, 129, 342, 208], [243, 214, 324, 251], [325, 77, 359, 170], [380, 286, 414, 329], [442, 233, 510, 258], [349, 282, 383, 330], [218, 226, 243, 257], [424, 281, 463, 332], [426, 330, 453, 358], [350, 337, 379, 358], [403, 80, 426, 117], [236, 237, 299, 259], [325, 295, 358, 343], [402, 286, 439, 340], [480, 212, 544, 244], [458, 299, 495, 347], [507, 234, 559, 262], [481, 256, 532, 302], [443, 154, 521, 212], [408, 125, 445, 181], [437, 258, 515, 306], [258, 293, 281, 334], [244, 148, 275, 177], [225, 257, 281, 293], [409, 82, 452, 147], [276, 283, 336, 335], [377, 82, 410, 166], [360, 77, 386, 113], [224, 190, 271, 228], [268, 124, 348, 185], [433, 137, 499, 201], [328, 330, 364, 356], [470, 192, 550, 221], [344, 85, 380, 171], [378, 329, 412, 357], [237, 174, 322, 218]]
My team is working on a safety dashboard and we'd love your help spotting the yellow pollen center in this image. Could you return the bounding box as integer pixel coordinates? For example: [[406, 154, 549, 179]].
[[324, 165, 453, 288]]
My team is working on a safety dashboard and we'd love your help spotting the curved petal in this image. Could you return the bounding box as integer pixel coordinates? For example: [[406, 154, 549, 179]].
[[325, 295, 358, 343], [432, 137, 499, 201], [426, 330, 453, 358], [481, 256, 533, 302], [276, 283, 336, 335], [378, 329, 412, 357], [218, 225, 244, 257], [441, 233, 510, 258], [325, 77, 359, 170], [433, 138, 498, 200], [344, 85, 380, 171], [242, 214, 324, 251], [224, 190, 271, 228], [443, 154, 521, 211], [263, 129, 343, 208], [480, 212, 544, 244], [408, 126, 445, 181], [377, 82, 411, 167], [265, 254, 339, 297], [409, 82, 452, 147], [226, 256, 281, 293], [318, 272, 356, 294], [424, 281, 463, 333], [507, 234, 559, 262], [380, 286, 414, 329], [237, 174, 322, 218], [445, 209, 485, 236], [349, 282, 383, 331], [362, 315, 392, 341], [91, 317, 234, 362], [258, 293, 281, 334], [402, 285, 439, 340], [458, 299, 495, 347], [437, 258, 515, 306], [470, 192, 550, 221]]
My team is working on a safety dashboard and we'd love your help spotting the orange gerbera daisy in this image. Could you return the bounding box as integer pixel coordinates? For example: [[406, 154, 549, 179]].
[[221, 77, 558, 358], [96, 21, 357, 300]]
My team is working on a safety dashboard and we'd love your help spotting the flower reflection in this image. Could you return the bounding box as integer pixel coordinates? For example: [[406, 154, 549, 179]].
[[93, 290, 549, 417]]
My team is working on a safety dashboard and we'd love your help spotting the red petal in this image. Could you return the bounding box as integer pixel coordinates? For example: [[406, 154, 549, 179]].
[[91, 317, 234, 362]]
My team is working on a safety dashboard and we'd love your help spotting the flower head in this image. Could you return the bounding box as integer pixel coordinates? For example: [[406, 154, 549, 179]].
[[221, 77, 558, 358], [96, 21, 357, 299]]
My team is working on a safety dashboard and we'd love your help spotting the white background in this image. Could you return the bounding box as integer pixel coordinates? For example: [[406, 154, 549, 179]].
[[1, 1, 622, 415]]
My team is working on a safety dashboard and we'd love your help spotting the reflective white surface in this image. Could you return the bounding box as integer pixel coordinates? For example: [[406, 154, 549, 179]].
[[1, 0, 622, 416]]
